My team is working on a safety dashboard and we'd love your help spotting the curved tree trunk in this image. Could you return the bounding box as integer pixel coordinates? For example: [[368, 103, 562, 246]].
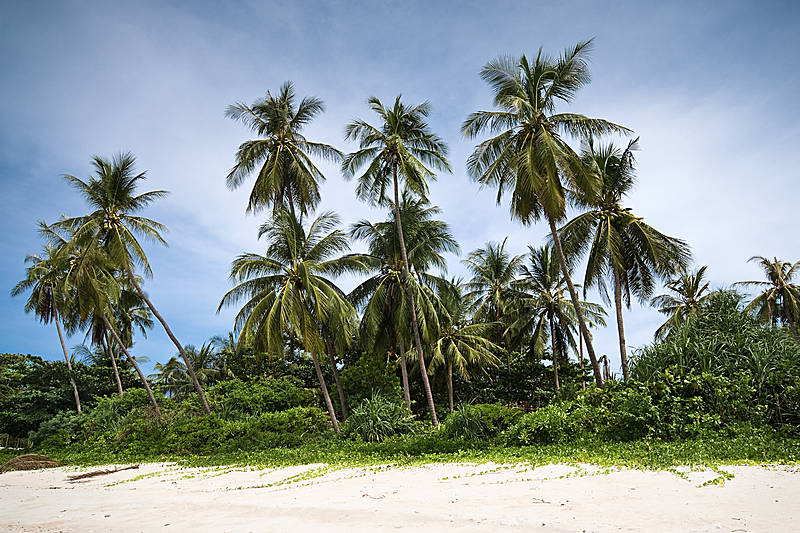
[[103, 316, 161, 417], [324, 337, 348, 420], [447, 359, 454, 413], [310, 351, 339, 433], [613, 269, 630, 381], [549, 313, 560, 392], [397, 338, 412, 411], [548, 217, 604, 387], [103, 330, 124, 396], [392, 168, 439, 426], [124, 267, 210, 414], [54, 311, 81, 413]]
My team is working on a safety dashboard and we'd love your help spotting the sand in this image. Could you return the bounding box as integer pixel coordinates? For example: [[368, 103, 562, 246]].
[[1, 461, 798, 532]]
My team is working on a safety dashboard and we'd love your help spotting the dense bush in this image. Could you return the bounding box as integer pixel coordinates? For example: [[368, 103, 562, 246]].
[[631, 291, 800, 426], [343, 393, 418, 442], [204, 377, 317, 417], [504, 403, 580, 445], [442, 406, 488, 439], [339, 353, 402, 406]]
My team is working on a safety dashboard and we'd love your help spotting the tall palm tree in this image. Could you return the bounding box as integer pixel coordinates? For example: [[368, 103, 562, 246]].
[[427, 280, 501, 412], [349, 195, 458, 409], [736, 256, 800, 334], [559, 138, 690, 379], [218, 210, 369, 432], [509, 245, 606, 391], [226, 81, 342, 216], [462, 239, 524, 379], [651, 266, 712, 339], [51, 153, 211, 413], [342, 95, 451, 425], [11, 242, 82, 412], [462, 40, 630, 387]]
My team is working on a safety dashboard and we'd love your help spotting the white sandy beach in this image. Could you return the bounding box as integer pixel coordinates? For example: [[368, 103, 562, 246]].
[[1, 461, 798, 532]]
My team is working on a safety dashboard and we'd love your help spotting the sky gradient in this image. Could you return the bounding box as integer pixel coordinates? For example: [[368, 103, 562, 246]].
[[1, 0, 799, 376]]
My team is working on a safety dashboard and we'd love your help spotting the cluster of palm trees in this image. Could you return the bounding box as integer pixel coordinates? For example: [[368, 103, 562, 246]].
[[13, 41, 799, 433]]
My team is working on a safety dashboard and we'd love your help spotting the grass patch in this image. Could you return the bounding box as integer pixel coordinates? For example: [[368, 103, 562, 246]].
[[27, 432, 800, 471]]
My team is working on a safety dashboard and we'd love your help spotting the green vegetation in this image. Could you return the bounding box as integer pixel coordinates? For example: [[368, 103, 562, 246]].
[[5, 40, 800, 470]]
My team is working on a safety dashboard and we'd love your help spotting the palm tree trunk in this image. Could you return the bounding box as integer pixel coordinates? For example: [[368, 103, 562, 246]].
[[103, 330, 124, 396], [324, 337, 348, 420], [549, 314, 560, 392], [613, 269, 630, 381], [397, 338, 412, 411], [124, 266, 211, 414], [54, 311, 81, 413], [392, 167, 439, 426], [310, 351, 339, 433], [548, 217, 604, 387], [579, 329, 586, 391], [103, 316, 161, 417], [447, 359, 454, 413]]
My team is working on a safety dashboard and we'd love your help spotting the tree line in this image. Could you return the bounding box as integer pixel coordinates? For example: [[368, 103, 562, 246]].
[[12, 40, 800, 433]]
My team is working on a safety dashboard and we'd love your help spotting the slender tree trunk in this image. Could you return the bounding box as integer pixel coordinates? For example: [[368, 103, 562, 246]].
[[54, 311, 81, 413], [613, 269, 630, 381], [548, 217, 604, 387], [324, 337, 348, 420], [124, 267, 210, 414], [447, 359, 454, 414], [103, 330, 124, 396], [549, 314, 560, 393], [397, 338, 412, 411], [310, 351, 339, 433], [392, 168, 439, 426], [579, 329, 586, 391], [103, 317, 161, 417]]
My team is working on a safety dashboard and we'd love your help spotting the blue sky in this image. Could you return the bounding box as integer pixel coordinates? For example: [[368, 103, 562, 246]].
[[1, 1, 799, 376]]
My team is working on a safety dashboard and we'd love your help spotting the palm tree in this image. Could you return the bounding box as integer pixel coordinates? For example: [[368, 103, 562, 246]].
[[51, 153, 211, 413], [651, 266, 712, 339], [462, 239, 524, 379], [225, 81, 342, 216], [462, 40, 630, 387], [218, 209, 369, 432], [509, 245, 606, 391], [11, 242, 82, 412], [559, 138, 690, 379], [342, 95, 451, 425], [736, 256, 800, 334], [150, 356, 191, 398], [428, 280, 501, 412], [349, 195, 458, 409]]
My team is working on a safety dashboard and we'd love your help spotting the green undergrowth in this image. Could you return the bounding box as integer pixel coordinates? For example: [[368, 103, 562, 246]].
[[16, 431, 800, 471]]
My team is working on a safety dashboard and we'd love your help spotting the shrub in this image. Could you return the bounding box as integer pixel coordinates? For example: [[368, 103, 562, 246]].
[[205, 377, 316, 417], [442, 406, 488, 440], [29, 410, 88, 447], [503, 403, 578, 445], [471, 404, 524, 436], [339, 354, 401, 406], [343, 393, 417, 442]]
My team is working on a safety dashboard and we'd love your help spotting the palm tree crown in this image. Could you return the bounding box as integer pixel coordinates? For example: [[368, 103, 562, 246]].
[[226, 81, 342, 215], [651, 266, 713, 339], [736, 256, 800, 332]]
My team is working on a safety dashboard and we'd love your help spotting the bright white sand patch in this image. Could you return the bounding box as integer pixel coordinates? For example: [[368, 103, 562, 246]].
[[1, 461, 798, 532]]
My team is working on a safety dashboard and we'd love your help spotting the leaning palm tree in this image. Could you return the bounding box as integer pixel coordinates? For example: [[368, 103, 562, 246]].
[[651, 266, 712, 340], [51, 153, 211, 413], [349, 195, 458, 409], [218, 209, 369, 432], [559, 138, 690, 379], [509, 245, 606, 391], [342, 95, 451, 425], [735, 256, 800, 335], [11, 241, 82, 412], [427, 280, 501, 412], [462, 239, 524, 379], [226, 81, 342, 216], [462, 40, 630, 387]]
